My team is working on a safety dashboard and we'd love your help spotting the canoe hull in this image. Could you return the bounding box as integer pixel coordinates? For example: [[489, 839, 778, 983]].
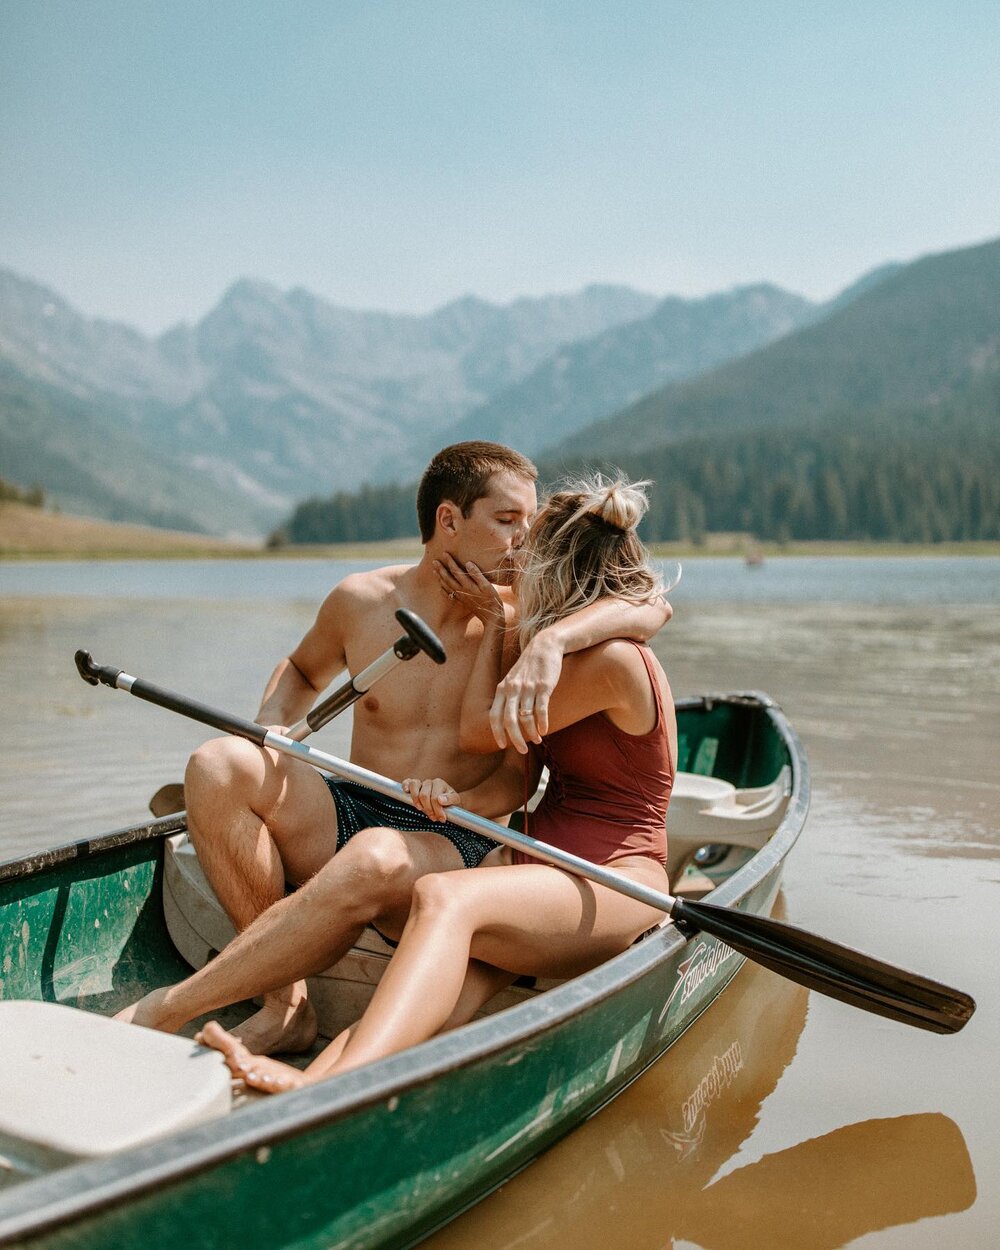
[[0, 694, 807, 1250]]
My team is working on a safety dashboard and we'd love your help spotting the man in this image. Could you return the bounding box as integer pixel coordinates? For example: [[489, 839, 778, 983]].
[[119, 442, 669, 1051]]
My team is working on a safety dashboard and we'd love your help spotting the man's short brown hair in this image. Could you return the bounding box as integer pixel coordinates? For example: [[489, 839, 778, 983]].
[[416, 442, 538, 543]]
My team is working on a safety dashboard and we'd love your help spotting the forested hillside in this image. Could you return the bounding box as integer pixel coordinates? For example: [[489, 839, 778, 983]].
[[279, 239, 1000, 545], [552, 238, 1000, 459], [280, 395, 998, 545]]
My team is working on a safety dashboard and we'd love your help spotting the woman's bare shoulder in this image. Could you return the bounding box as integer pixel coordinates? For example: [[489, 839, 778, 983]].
[[559, 637, 647, 692]]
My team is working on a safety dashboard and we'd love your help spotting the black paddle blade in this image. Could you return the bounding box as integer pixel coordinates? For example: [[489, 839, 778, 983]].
[[672, 897, 976, 1034]]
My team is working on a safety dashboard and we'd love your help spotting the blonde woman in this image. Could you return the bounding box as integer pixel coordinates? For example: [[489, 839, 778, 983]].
[[201, 476, 677, 1090]]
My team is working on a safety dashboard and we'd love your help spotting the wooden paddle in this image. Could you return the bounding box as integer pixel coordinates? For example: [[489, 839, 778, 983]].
[[144, 608, 446, 817], [76, 650, 976, 1035]]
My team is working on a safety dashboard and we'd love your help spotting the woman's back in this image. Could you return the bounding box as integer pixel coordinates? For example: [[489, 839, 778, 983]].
[[528, 641, 674, 867]]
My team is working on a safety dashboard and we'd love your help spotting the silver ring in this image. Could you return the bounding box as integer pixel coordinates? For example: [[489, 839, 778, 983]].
[[518, 708, 533, 717]]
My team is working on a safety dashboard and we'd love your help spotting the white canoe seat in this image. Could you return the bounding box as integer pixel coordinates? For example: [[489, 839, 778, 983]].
[[0, 1001, 230, 1171], [667, 767, 792, 881]]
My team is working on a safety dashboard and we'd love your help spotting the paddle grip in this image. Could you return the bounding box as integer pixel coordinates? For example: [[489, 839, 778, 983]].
[[75, 650, 269, 747], [75, 650, 123, 689], [393, 608, 446, 664]]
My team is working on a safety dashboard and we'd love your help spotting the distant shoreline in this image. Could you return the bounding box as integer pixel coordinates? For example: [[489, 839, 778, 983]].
[[2, 502, 997, 561]]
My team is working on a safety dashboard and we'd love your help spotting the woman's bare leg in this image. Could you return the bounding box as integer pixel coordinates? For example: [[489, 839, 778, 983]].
[[324, 861, 666, 1076], [199, 959, 516, 1094], [116, 825, 468, 1045]]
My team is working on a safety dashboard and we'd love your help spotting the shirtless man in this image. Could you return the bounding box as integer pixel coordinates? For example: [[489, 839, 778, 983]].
[[119, 442, 670, 1052]]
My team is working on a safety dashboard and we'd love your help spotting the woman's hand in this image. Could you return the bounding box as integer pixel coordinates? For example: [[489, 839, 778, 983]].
[[489, 631, 563, 752], [402, 776, 461, 823], [434, 554, 505, 624]]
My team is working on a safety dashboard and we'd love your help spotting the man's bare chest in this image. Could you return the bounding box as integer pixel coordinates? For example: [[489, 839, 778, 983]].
[[343, 616, 483, 732]]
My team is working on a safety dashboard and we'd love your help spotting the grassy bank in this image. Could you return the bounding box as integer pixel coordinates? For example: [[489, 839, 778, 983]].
[[0, 502, 256, 559], [3, 503, 998, 561]]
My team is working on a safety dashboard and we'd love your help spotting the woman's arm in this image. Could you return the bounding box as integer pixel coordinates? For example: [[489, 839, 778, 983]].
[[491, 596, 671, 751], [458, 612, 518, 753], [498, 640, 659, 752], [432, 556, 521, 754], [435, 554, 670, 753]]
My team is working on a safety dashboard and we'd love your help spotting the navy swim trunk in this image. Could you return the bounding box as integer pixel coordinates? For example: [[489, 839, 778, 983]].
[[324, 778, 498, 869]]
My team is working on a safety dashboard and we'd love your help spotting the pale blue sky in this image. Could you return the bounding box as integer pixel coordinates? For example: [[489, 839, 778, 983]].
[[2, 1, 998, 333]]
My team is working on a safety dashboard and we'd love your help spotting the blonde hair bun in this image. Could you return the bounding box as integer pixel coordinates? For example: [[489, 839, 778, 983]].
[[581, 475, 650, 532], [517, 471, 663, 645]]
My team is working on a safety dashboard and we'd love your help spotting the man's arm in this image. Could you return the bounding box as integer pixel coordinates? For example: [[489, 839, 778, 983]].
[[492, 595, 672, 750], [255, 584, 352, 727]]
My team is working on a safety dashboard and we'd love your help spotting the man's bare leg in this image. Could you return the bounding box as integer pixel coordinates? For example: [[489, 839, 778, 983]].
[[117, 824, 467, 1047], [148, 736, 344, 1052]]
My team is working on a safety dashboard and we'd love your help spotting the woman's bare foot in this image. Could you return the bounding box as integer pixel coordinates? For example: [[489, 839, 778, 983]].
[[197, 1021, 308, 1094]]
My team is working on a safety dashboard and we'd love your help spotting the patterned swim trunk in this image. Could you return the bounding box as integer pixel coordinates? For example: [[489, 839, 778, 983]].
[[324, 778, 498, 869]]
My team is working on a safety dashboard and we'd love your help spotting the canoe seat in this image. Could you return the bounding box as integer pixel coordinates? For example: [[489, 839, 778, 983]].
[[0, 1001, 231, 1171], [667, 767, 792, 882], [163, 834, 545, 1039]]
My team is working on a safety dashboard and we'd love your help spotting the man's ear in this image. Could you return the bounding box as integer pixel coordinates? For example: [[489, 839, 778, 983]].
[[436, 500, 461, 537]]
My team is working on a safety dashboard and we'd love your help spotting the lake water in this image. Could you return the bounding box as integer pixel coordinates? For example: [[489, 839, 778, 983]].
[[1, 556, 998, 1248]]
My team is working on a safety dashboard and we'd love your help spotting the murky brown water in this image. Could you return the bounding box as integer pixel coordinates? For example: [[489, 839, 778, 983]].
[[1, 586, 997, 1248]]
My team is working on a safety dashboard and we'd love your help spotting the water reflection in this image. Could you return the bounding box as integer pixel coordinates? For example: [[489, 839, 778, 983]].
[[678, 1113, 974, 1250], [427, 958, 974, 1250]]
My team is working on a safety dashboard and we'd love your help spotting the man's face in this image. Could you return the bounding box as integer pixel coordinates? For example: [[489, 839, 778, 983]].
[[453, 471, 538, 584]]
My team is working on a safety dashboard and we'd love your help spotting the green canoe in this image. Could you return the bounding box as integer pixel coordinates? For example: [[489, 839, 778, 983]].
[[0, 692, 808, 1250]]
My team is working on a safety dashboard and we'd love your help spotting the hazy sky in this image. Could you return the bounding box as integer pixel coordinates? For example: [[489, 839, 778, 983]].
[[2, 1, 998, 334]]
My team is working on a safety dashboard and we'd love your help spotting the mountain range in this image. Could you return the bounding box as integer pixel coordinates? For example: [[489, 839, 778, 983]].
[[0, 272, 656, 534], [0, 265, 834, 536], [2, 239, 993, 541], [549, 241, 998, 461], [283, 237, 999, 545]]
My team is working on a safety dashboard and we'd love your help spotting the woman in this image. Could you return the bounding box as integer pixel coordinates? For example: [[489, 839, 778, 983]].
[[200, 475, 677, 1091]]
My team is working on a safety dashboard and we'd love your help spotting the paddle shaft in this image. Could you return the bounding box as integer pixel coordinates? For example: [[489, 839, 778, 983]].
[[75, 651, 976, 1034], [74, 650, 678, 914], [286, 608, 446, 741]]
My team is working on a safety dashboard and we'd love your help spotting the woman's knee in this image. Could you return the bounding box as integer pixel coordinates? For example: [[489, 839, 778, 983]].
[[410, 870, 467, 923]]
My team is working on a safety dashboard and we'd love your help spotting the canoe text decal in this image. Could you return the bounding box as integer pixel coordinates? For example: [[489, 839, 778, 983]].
[[659, 939, 740, 1024]]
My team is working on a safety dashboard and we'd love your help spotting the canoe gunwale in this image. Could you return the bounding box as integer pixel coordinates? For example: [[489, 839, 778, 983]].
[[0, 693, 809, 1247], [0, 815, 187, 884]]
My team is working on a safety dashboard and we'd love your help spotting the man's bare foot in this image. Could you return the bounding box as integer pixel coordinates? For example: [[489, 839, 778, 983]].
[[197, 1021, 307, 1095], [230, 994, 318, 1056], [115, 986, 183, 1033]]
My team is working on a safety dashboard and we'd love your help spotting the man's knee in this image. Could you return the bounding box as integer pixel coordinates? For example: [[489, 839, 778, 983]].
[[186, 736, 260, 794], [339, 827, 419, 906]]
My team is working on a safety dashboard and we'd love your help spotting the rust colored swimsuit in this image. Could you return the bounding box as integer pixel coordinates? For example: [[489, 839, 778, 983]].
[[515, 642, 674, 868]]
